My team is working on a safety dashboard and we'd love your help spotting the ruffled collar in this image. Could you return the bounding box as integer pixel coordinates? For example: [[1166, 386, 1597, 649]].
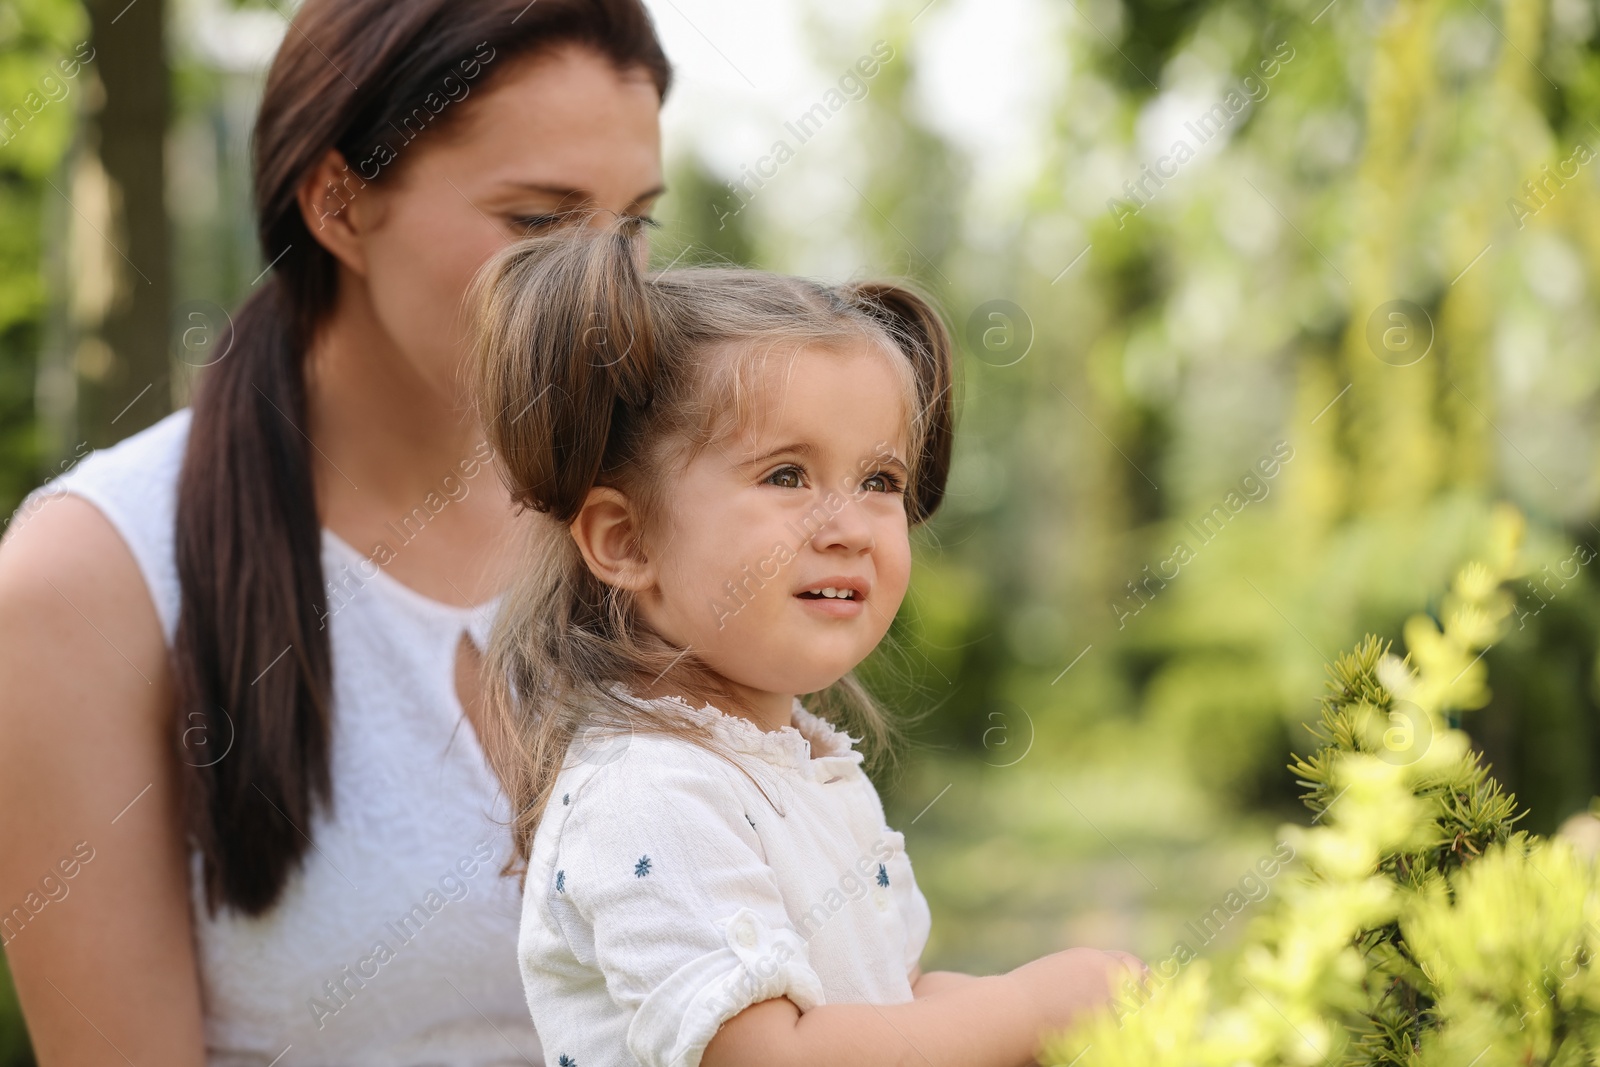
[[605, 680, 865, 775]]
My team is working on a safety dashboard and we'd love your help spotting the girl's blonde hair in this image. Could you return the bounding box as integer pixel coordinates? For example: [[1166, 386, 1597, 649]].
[[465, 220, 959, 874]]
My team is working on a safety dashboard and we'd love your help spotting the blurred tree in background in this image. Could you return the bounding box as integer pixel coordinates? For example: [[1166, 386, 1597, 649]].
[[4, 0, 1600, 1058]]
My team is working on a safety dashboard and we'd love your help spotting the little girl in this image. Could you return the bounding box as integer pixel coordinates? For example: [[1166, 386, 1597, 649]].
[[466, 221, 1146, 1067]]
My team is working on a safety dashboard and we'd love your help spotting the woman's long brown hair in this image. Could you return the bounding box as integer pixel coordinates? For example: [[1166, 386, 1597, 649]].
[[173, 0, 671, 917]]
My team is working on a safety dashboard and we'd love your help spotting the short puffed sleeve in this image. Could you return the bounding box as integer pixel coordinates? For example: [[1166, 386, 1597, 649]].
[[549, 739, 826, 1067]]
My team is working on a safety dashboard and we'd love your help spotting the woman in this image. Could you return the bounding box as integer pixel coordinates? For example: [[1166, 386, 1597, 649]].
[[0, 0, 669, 1062]]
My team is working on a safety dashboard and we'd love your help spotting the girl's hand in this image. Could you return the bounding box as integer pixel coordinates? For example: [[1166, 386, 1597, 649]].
[[1102, 948, 1151, 985], [1004, 947, 1147, 1038]]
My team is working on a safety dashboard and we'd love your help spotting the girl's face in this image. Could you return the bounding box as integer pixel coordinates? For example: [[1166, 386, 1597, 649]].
[[310, 44, 664, 407], [634, 343, 915, 711]]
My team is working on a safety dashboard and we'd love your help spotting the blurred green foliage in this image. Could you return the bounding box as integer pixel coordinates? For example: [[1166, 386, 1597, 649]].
[[0, 0, 84, 525], [1046, 515, 1600, 1065], [0, 958, 28, 1067]]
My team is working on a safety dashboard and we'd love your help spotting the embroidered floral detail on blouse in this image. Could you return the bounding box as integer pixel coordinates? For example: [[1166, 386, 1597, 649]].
[[555, 870, 565, 893], [562, 792, 570, 805], [745, 813, 757, 830], [877, 862, 890, 887], [634, 855, 652, 878], [558, 1055, 576, 1066]]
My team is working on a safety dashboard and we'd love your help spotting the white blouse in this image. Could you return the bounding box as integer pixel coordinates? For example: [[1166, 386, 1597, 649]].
[[517, 683, 933, 1067]]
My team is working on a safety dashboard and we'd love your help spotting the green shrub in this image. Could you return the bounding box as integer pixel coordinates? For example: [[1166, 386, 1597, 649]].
[[1045, 504, 1600, 1066]]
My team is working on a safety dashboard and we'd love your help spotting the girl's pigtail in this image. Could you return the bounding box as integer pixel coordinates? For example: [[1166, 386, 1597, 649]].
[[467, 222, 658, 523], [466, 222, 661, 877], [841, 281, 959, 524]]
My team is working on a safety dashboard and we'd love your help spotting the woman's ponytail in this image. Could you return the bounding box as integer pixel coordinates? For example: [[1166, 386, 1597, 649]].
[[468, 223, 659, 524], [174, 278, 334, 916]]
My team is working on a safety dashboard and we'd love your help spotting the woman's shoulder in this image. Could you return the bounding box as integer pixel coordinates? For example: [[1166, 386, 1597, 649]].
[[0, 457, 175, 741], [3, 408, 193, 645]]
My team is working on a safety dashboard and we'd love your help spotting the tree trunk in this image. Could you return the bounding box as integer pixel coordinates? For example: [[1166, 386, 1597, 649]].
[[78, 0, 169, 445]]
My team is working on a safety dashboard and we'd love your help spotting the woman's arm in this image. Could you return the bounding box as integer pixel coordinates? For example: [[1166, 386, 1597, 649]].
[[0, 495, 206, 1065], [705, 945, 1138, 1067]]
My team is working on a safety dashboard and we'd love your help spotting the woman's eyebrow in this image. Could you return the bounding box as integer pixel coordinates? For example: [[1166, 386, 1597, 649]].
[[628, 184, 668, 209], [494, 181, 668, 212], [494, 181, 584, 205]]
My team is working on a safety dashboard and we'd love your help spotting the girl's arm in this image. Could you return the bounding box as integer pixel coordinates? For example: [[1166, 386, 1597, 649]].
[[908, 948, 1148, 999], [706, 946, 1137, 1067], [910, 961, 983, 998], [0, 495, 207, 1065]]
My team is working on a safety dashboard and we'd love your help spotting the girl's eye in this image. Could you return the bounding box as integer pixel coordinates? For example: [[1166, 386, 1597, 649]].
[[863, 470, 906, 494], [766, 465, 805, 489], [623, 214, 662, 231], [766, 466, 905, 493]]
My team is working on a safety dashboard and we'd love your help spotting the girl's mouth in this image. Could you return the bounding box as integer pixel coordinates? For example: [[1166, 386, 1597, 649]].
[[795, 588, 865, 617]]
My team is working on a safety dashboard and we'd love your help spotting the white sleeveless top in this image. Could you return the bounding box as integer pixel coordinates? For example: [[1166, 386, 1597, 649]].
[[19, 407, 543, 1067]]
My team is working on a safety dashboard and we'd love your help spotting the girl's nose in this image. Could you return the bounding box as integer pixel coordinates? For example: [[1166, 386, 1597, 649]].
[[810, 488, 876, 553]]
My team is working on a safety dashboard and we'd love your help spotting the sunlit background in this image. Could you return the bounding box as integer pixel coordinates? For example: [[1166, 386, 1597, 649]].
[[4, 0, 1600, 1059]]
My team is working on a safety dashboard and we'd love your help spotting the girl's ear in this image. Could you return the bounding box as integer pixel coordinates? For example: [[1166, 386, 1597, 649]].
[[568, 485, 655, 593]]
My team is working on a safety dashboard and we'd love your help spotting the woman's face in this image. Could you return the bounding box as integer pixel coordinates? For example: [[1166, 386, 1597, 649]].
[[315, 44, 664, 405]]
